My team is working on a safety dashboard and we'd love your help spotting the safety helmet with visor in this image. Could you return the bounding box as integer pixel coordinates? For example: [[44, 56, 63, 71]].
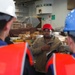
[[63, 9, 75, 37], [0, 0, 16, 18]]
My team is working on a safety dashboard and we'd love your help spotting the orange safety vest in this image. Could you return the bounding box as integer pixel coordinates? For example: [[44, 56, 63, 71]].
[[46, 53, 75, 75], [0, 42, 34, 75]]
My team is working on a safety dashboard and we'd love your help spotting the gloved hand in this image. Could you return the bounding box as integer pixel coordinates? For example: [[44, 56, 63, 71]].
[[41, 45, 50, 51]]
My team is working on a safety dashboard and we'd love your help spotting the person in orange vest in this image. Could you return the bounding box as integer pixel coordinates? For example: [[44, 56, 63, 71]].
[[0, 42, 35, 75], [30, 23, 64, 75], [46, 9, 75, 75], [0, 0, 35, 75], [0, 0, 16, 46]]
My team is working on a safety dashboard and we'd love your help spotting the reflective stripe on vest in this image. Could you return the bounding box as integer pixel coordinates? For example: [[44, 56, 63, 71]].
[[46, 56, 53, 72], [0, 42, 34, 75], [53, 53, 75, 75], [27, 47, 34, 66]]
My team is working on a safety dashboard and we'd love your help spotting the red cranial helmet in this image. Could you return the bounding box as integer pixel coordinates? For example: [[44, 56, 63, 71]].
[[42, 24, 53, 30]]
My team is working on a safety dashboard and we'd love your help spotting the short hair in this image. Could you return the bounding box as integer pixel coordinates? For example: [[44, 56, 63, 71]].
[[0, 12, 13, 32]]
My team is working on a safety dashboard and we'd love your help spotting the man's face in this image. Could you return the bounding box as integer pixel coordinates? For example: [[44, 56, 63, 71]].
[[66, 36, 74, 52], [43, 29, 51, 38], [5, 18, 16, 37]]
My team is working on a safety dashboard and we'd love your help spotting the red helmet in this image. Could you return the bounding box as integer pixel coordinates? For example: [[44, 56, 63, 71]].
[[42, 24, 53, 30]]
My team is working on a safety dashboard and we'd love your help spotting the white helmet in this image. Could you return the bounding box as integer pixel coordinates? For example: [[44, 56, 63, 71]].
[[0, 0, 16, 18]]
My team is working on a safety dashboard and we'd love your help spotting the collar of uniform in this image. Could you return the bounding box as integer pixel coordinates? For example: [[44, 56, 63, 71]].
[[72, 53, 75, 57]]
